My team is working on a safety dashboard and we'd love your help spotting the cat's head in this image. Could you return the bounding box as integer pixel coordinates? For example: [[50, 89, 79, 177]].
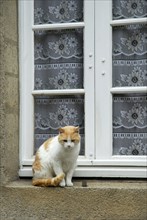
[[58, 126, 80, 150]]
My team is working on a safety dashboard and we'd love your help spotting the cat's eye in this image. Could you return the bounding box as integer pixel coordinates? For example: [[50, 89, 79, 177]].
[[63, 140, 67, 142], [71, 140, 75, 142]]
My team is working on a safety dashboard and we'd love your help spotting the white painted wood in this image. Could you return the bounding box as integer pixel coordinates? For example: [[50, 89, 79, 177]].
[[110, 87, 147, 94], [21, 157, 147, 167], [84, 0, 95, 160], [92, 158, 147, 166], [32, 89, 85, 96], [19, 0, 34, 165], [19, 0, 147, 178], [95, 0, 113, 160], [19, 0, 95, 167], [32, 22, 85, 30], [19, 166, 147, 178], [110, 17, 147, 26], [94, 0, 146, 169], [74, 167, 147, 178], [24, 155, 147, 166]]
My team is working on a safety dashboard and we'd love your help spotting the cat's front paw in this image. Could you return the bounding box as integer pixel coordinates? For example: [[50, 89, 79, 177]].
[[59, 179, 66, 187], [66, 181, 73, 187]]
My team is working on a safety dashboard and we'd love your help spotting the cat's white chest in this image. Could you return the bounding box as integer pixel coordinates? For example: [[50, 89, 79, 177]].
[[53, 139, 79, 172], [65, 145, 80, 169], [61, 154, 74, 172], [39, 136, 80, 174]]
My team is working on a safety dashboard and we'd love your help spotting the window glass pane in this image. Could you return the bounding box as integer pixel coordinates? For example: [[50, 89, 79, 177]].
[[34, 29, 83, 90], [113, 0, 147, 20], [112, 1, 147, 157], [34, 0, 83, 24], [113, 94, 147, 155], [113, 24, 147, 87], [34, 95, 85, 155]]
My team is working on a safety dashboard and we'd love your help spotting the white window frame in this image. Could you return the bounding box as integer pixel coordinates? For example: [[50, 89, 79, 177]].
[[19, 0, 147, 178], [95, 0, 147, 178]]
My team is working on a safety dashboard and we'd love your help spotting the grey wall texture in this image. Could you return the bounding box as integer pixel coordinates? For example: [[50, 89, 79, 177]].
[[0, 0, 19, 185]]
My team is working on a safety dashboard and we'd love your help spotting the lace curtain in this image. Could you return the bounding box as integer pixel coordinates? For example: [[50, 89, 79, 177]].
[[34, 29, 83, 90], [34, 95, 85, 155], [34, 0, 83, 24], [113, 94, 147, 155], [34, 0, 84, 154], [113, 0, 147, 20], [113, 24, 147, 87], [112, 0, 147, 155]]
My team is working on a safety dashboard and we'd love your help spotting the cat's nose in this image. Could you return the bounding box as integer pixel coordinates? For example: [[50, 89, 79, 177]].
[[67, 145, 71, 148]]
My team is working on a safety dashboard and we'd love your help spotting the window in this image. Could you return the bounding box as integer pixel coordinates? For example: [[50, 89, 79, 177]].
[[19, 0, 147, 178]]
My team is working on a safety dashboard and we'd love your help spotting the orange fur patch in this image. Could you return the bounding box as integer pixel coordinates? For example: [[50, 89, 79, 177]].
[[32, 153, 42, 172], [32, 173, 65, 187], [43, 137, 53, 151]]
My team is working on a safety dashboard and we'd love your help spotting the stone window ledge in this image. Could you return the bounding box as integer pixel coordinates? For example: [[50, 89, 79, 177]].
[[5, 178, 147, 189], [2, 179, 147, 220]]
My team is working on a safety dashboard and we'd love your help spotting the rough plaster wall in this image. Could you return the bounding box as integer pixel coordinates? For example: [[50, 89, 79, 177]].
[[0, 0, 19, 184]]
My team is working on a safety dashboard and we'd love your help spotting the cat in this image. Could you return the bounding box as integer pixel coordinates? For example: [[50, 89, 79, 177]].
[[32, 126, 81, 187]]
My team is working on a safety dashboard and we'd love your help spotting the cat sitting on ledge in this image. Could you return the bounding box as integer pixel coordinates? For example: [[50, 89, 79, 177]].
[[32, 126, 81, 187]]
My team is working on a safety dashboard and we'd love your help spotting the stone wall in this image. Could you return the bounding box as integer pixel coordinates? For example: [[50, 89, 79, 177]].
[[0, 0, 19, 185]]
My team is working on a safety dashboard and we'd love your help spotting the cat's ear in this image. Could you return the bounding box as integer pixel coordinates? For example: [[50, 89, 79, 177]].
[[75, 126, 79, 133], [59, 127, 64, 134]]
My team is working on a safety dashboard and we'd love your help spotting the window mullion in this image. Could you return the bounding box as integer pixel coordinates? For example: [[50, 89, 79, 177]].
[[32, 89, 85, 96], [84, 0, 95, 160], [95, 0, 112, 160], [110, 87, 147, 94], [110, 17, 147, 26], [32, 22, 85, 31]]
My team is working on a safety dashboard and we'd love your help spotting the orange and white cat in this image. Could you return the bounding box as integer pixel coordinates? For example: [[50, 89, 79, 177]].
[[32, 126, 80, 187]]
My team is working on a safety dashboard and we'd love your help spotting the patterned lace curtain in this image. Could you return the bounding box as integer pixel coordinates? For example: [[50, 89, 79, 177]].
[[112, 0, 147, 155], [34, 0, 85, 155]]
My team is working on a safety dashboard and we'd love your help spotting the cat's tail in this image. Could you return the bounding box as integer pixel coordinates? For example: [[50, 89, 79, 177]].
[[32, 173, 65, 187]]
